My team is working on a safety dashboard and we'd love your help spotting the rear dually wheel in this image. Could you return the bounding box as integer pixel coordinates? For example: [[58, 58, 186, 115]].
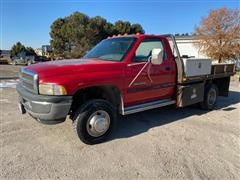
[[200, 84, 218, 110]]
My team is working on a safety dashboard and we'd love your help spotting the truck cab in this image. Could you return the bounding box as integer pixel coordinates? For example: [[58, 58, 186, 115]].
[[17, 34, 235, 144]]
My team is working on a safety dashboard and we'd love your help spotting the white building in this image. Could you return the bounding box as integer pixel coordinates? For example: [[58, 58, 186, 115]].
[[35, 48, 43, 56]]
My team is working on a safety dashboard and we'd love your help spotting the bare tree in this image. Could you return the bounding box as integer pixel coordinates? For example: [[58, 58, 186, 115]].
[[194, 8, 240, 63]]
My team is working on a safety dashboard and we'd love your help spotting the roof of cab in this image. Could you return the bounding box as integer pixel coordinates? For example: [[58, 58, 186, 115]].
[[107, 33, 166, 39]]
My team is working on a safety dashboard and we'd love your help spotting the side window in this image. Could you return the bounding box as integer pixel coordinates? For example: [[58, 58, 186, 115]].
[[133, 39, 166, 62]]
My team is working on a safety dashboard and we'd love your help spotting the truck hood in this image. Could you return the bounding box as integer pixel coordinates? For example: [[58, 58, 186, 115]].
[[27, 59, 124, 78]]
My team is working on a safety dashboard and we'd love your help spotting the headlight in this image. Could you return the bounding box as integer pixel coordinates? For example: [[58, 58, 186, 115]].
[[39, 84, 67, 95]]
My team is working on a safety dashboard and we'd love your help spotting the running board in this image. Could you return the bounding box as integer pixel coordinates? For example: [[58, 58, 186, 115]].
[[122, 99, 176, 115]]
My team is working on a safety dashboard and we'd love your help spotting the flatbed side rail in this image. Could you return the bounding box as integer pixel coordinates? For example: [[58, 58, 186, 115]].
[[211, 63, 236, 78], [179, 63, 236, 84]]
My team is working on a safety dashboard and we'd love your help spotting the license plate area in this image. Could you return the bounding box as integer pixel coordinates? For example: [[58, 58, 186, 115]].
[[18, 102, 26, 114], [18, 96, 31, 112], [22, 98, 32, 110]]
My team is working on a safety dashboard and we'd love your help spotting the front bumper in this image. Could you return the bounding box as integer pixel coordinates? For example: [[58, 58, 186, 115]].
[[16, 84, 72, 124]]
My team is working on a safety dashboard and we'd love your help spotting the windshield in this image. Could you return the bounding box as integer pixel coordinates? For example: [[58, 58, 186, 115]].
[[84, 37, 136, 61]]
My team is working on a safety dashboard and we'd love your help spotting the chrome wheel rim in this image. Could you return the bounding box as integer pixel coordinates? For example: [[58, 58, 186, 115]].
[[208, 88, 216, 106], [86, 110, 110, 137]]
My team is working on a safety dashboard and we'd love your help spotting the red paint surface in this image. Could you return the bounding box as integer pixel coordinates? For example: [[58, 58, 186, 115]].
[[27, 35, 177, 107]]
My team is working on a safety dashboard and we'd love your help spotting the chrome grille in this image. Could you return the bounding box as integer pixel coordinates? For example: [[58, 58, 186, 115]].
[[19, 68, 38, 93]]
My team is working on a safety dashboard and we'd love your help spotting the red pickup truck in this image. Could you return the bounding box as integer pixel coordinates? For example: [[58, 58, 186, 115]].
[[17, 34, 235, 144]]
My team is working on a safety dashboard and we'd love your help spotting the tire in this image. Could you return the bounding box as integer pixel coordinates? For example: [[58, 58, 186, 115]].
[[200, 84, 218, 110], [73, 99, 117, 145]]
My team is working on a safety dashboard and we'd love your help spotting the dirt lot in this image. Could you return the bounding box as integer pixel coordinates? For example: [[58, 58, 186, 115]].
[[0, 65, 23, 78], [0, 68, 240, 179]]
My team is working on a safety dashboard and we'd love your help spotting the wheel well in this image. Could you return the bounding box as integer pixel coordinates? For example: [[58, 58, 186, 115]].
[[70, 86, 121, 119], [205, 76, 230, 97], [213, 77, 230, 96]]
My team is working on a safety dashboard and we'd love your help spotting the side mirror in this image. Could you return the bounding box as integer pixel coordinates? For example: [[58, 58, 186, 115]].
[[151, 48, 164, 65]]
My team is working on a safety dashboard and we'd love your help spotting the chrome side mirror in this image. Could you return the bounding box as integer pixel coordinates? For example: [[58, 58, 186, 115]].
[[151, 48, 164, 65]]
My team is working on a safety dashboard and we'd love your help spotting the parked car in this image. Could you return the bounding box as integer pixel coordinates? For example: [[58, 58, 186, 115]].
[[11, 51, 48, 65], [0, 50, 11, 64], [17, 34, 235, 144], [0, 56, 10, 64], [36, 56, 49, 63]]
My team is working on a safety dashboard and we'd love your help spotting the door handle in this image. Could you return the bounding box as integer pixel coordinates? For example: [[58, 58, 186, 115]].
[[165, 66, 171, 71]]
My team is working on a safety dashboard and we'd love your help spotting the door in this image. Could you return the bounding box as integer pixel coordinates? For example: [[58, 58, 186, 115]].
[[125, 38, 176, 106]]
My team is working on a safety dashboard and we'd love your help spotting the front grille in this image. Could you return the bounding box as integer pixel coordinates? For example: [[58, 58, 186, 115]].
[[19, 68, 38, 93]]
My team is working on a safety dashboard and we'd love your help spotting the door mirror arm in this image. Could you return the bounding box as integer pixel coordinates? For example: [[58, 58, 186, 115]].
[[147, 55, 152, 62]]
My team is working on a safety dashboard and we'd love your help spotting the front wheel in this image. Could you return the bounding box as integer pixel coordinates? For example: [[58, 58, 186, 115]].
[[200, 84, 218, 110], [73, 99, 117, 144]]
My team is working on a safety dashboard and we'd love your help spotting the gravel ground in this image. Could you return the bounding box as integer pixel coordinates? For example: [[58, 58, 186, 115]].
[[0, 79, 240, 179], [0, 65, 23, 78]]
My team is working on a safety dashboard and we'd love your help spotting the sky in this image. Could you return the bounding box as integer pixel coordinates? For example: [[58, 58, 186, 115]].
[[0, 0, 239, 50]]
